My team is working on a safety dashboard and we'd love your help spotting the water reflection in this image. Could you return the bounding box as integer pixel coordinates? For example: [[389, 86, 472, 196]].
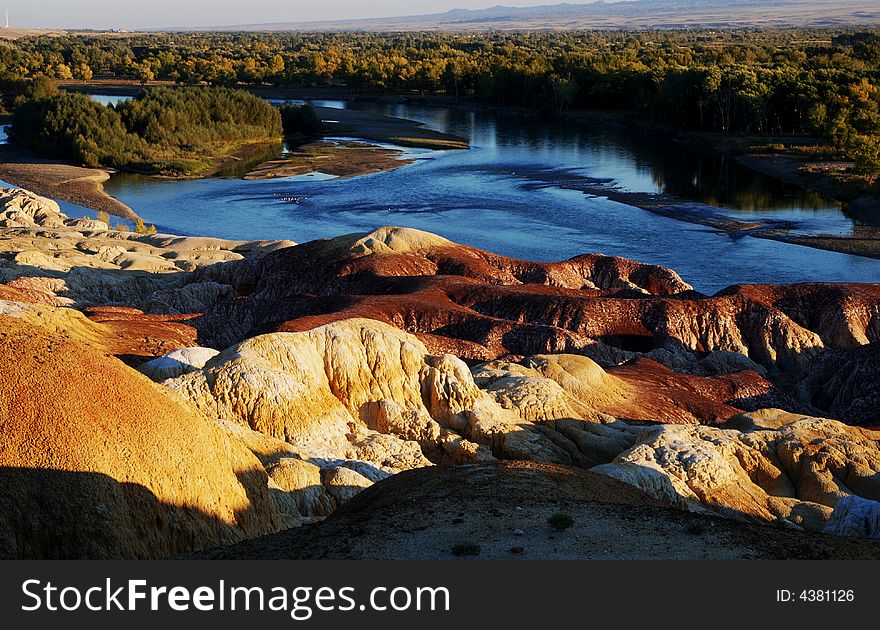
[[360, 102, 839, 215], [82, 94, 880, 292]]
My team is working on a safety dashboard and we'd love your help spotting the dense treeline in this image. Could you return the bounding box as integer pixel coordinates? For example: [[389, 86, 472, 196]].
[[279, 103, 322, 140], [0, 29, 877, 174], [9, 86, 281, 174], [117, 87, 281, 147], [11, 92, 149, 167]]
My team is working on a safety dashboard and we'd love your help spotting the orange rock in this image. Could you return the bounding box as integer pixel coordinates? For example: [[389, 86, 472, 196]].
[[0, 316, 280, 558]]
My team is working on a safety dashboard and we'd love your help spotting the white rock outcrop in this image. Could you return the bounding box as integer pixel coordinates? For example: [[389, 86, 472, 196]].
[[824, 495, 880, 539], [592, 413, 880, 531], [139, 347, 221, 381]]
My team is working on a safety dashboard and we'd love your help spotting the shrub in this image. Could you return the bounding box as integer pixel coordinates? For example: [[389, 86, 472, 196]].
[[280, 103, 323, 139], [134, 217, 157, 235], [450, 543, 481, 557], [547, 513, 575, 532], [850, 134, 880, 181], [687, 522, 708, 535]]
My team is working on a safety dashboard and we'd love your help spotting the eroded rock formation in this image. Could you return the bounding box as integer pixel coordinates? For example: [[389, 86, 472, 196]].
[[190, 227, 878, 387], [799, 343, 880, 425], [0, 187, 294, 314], [4, 197, 880, 554], [0, 187, 78, 229], [594, 410, 880, 530], [163, 319, 491, 470], [0, 316, 281, 559], [157, 317, 880, 536], [138, 346, 220, 380]]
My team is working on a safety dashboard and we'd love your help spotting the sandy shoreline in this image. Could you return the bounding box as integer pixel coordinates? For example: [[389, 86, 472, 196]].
[[0, 145, 139, 221], [245, 140, 413, 180], [554, 175, 880, 260], [307, 105, 469, 151], [736, 153, 880, 223]]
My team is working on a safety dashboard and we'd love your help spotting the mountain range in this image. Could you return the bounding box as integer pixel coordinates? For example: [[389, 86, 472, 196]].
[[193, 0, 880, 32]]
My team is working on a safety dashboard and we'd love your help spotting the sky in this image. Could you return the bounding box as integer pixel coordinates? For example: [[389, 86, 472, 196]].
[[5, 0, 609, 29]]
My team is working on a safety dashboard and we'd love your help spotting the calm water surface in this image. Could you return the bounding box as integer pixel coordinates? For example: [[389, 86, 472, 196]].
[[88, 96, 880, 293]]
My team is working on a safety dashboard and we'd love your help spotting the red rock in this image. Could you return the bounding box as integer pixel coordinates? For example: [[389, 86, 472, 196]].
[[193, 229, 878, 384]]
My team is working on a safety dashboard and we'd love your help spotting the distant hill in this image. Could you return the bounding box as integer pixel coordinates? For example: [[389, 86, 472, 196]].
[[0, 27, 66, 39], [193, 0, 880, 32]]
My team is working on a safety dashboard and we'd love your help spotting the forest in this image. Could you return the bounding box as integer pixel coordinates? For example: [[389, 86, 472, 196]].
[[0, 29, 877, 176], [9, 85, 281, 175]]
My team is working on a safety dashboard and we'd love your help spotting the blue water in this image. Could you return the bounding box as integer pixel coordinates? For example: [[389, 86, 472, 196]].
[[86, 96, 880, 293]]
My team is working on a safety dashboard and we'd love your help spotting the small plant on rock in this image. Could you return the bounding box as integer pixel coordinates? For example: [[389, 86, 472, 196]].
[[547, 512, 574, 532], [134, 217, 157, 235], [687, 522, 708, 536]]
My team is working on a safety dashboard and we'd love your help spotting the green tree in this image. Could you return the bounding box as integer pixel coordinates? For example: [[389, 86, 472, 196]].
[[134, 217, 157, 234], [279, 103, 322, 139]]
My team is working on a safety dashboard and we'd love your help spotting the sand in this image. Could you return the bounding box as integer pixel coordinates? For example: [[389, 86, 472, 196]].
[[0, 145, 139, 220], [245, 140, 413, 180]]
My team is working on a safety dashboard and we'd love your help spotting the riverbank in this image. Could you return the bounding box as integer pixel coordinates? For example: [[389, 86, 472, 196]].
[[0, 144, 139, 221], [3, 84, 467, 214], [50, 82, 879, 199], [553, 173, 880, 260], [146, 139, 284, 179], [381, 92, 879, 221], [245, 140, 413, 180], [518, 108, 880, 258], [562, 108, 880, 225], [736, 152, 880, 225], [31, 81, 880, 260]]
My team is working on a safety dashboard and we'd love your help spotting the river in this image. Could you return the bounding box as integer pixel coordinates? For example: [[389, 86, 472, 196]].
[[87, 95, 880, 293]]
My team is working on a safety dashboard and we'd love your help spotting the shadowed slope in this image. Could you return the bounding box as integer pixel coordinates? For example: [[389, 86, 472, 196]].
[[0, 316, 281, 558], [198, 461, 880, 561]]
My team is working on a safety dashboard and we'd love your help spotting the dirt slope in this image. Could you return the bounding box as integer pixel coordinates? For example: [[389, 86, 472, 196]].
[[199, 461, 880, 560]]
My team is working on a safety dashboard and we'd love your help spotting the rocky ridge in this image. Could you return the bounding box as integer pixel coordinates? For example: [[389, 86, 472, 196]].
[[0, 187, 293, 310], [157, 317, 880, 536]]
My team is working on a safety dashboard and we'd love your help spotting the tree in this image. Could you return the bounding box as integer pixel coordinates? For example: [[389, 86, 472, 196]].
[[134, 217, 157, 235], [279, 103, 322, 139], [134, 62, 155, 85], [74, 64, 93, 81], [851, 135, 880, 181], [54, 63, 73, 80], [28, 76, 58, 100]]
